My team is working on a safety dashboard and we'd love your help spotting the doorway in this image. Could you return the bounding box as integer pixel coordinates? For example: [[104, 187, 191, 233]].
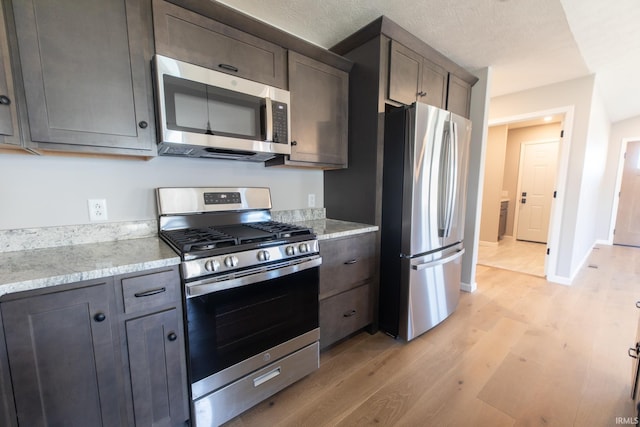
[[478, 112, 566, 277], [613, 140, 640, 247], [515, 140, 559, 243]]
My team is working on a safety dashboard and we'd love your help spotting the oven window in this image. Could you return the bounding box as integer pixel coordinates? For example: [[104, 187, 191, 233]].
[[163, 75, 264, 140], [186, 267, 319, 383]]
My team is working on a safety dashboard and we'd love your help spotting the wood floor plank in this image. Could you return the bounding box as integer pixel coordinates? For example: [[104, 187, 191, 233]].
[[225, 244, 640, 427]]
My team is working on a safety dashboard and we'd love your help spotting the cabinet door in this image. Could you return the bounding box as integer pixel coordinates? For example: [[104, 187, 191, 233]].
[[421, 59, 448, 109], [11, 0, 155, 154], [0, 314, 17, 427], [2, 279, 124, 426], [0, 1, 19, 147], [446, 73, 472, 118], [288, 51, 348, 167], [153, 0, 286, 89], [126, 308, 189, 427], [388, 40, 421, 105]]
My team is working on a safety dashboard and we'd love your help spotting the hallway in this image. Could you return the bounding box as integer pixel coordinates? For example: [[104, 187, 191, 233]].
[[477, 236, 547, 277]]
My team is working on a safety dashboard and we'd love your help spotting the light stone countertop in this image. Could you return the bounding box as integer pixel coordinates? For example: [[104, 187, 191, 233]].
[[0, 215, 376, 299], [0, 237, 180, 299], [294, 218, 378, 240]]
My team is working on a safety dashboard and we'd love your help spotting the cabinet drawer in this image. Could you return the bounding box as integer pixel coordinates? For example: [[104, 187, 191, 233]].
[[319, 232, 375, 299], [152, 0, 286, 88], [319, 284, 371, 349], [120, 268, 180, 314]]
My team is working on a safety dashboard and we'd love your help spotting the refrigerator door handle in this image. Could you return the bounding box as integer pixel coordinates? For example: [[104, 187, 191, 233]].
[[411, 248, 465, 271], [439, 120, 458, 238]]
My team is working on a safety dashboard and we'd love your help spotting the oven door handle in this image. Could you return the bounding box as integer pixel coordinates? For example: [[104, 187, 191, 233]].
[[186, 256, 322, 297]]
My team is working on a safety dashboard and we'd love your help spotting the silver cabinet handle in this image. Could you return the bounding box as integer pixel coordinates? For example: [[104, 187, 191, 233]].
[[343, 309, 356, 317], [253, 367, 281, 387], [636, 301, 640, 309], [344, 259, 358, 265], [412, 249, 465, 271], [630, 347, 639, 359]]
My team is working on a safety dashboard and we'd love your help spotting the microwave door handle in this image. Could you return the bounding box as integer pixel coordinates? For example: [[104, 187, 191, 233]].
[[265, 98, 273, 142]]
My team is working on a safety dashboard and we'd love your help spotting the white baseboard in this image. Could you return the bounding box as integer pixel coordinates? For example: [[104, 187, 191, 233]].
[[595, 239, 611, 246], [478, 240, 498, 247], [548, 240, 599, 286], [461, 281, 477, 293]]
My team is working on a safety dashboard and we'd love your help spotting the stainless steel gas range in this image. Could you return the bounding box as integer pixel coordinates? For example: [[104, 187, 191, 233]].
[[156, 187, 321, 426]]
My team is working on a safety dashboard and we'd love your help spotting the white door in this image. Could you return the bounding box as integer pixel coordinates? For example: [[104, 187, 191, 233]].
[[614, 140, 640, 246], [516, 140, 559, 243]]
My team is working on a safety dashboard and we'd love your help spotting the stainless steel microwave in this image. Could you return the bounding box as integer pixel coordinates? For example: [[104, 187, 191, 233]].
[[153, 55, 291, 161]]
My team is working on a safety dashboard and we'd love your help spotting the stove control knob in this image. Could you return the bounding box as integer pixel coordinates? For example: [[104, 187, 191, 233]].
[[299, 243, 309, 253], [224, 256, 239, 268], [204, 259, 220, 272], [285, 245, 296, 256], [257, 250, 270, 262]]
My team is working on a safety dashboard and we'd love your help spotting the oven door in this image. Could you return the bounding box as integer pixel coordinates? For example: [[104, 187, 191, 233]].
[[186, 258, 320, 399]]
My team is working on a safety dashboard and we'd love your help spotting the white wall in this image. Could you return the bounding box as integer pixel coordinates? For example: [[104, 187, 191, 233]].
[[572, 88, 610, 272], [600, 114, 640, 241], [461, 66, 492, 293], [0, 152, 323, 230], [489, 75, 602, 281]]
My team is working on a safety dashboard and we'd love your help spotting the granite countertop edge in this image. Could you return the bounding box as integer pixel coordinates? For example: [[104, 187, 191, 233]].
[[0, 217, 377, 298], [296, 218, 378, 240], [0, 237, 180, 299]]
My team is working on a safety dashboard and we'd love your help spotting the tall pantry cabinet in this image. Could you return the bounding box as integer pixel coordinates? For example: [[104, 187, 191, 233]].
[[323, 17, 477, 330]]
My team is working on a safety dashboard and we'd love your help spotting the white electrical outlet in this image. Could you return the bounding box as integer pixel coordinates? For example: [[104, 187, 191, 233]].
[[88, 199, 108, 221], [308, 193, 316, 208]]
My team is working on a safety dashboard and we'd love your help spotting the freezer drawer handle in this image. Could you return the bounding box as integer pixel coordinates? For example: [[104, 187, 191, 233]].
[[629, 347, 639, 359], [253, 367, 281, 387], [411, 249, 465, 271]]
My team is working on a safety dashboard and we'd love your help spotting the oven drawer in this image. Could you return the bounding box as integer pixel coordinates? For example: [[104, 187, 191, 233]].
[[193, 342, 319, 426], [319, 284, 372, 349], [120, 268, 181, 314], [319, 232, 375, 299]]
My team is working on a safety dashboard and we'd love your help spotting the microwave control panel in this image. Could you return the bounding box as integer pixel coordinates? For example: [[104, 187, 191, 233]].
[[272, 101, 288, 144]]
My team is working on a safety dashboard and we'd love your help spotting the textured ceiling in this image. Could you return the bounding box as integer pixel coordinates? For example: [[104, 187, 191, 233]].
[[217, 0, 640, 122]]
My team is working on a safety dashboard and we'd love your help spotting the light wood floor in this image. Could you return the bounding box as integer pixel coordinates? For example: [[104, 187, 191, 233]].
[[477, 236, 547, 277], [225, 244, 640, 426]]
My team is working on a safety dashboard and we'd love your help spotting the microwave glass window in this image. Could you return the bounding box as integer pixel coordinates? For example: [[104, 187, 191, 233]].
[[174, 92, 208, 130], [163, 75, 264, 140]]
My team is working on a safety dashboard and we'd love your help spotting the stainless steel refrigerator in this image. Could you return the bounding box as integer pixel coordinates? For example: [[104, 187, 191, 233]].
[[379, 102, 471, 341]]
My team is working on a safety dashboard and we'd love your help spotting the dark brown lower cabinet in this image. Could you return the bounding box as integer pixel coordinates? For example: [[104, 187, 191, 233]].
[[125, 309, 188, 426], [1, 279, 125, 426], [318, 232, 376, 349], [319, 284, 371, 348], [0, 265, 189, 427]]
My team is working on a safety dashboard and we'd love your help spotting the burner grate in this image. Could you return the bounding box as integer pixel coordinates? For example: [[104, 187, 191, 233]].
[[246, 221, 313, 238], [163, 227, 238, 252]]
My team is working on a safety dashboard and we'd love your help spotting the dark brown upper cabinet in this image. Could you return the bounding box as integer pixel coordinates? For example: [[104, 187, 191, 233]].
[[9, 0, 156, 156], [0, 2, 20, 150], [267, 51, 348, 169], [388, 40, 456, 114], [446, 73, 472, 119], [152, 0, 286, 89]]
